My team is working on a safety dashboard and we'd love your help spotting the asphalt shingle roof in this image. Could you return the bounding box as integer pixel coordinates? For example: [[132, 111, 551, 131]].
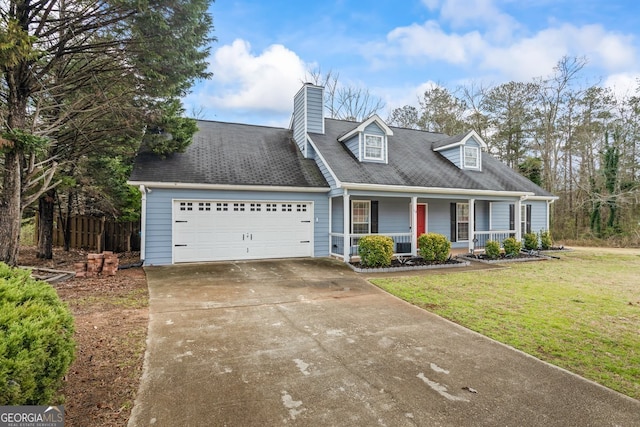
[[130, 120, 329, 188], [309, 119, 554, 197], [130, 118, 553, 198]]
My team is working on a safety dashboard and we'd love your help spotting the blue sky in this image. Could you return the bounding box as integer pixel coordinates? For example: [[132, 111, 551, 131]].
[[183, 0, 640, 127]]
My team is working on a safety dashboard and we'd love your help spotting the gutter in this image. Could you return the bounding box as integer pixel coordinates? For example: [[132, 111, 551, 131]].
[[339, 182, 539, 198], [127, 181, 329, 193]]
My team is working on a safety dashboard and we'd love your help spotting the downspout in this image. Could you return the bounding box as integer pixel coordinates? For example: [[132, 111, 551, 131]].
[[138, 185, 147, 264]]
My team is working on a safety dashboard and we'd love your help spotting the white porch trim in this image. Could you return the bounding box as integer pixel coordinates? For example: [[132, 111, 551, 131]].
[[411, 196, 418, 257], [343, 189, 350, 262]]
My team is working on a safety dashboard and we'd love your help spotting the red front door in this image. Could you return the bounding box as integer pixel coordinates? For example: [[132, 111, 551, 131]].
[[416, 204, 426, 239]]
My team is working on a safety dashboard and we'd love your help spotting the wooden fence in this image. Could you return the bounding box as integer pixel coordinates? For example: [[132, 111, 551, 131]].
[[48, 216, 141, 252]]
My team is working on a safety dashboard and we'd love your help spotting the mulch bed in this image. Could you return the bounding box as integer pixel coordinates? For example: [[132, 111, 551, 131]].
[[18, 246, 148, 427], [350, 257, 469, 272]]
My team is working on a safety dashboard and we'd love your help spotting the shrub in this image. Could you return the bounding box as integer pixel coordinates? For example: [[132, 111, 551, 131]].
[[540, 230, 553, 250], [418, 233, 451, 262], [484, 240, 501, 259], [0, 263, 75, 405], [502, 237, 521, 256], [523, 232, 538, 250], [358, 235, 394, 268]]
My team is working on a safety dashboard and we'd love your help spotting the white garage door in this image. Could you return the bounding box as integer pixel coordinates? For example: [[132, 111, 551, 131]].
[[173, 200, 313, 263]]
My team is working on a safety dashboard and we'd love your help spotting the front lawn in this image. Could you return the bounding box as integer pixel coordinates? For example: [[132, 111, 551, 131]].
[[371, 248, 640, 400]]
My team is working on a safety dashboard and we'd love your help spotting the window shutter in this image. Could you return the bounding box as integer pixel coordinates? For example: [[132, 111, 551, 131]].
[[450, 203, 457, 242], [509, 204, 515, 232], [526, 204, 532, 234], [371, 201, 379, 234]]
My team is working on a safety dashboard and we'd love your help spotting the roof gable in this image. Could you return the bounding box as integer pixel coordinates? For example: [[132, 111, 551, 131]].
[[432, 130, 487, 152], [337, 114, 393, 142], [308, 119, 554, 198]]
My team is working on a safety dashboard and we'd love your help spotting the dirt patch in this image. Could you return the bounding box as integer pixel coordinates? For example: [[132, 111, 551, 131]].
[[19, 247, 148, 427]]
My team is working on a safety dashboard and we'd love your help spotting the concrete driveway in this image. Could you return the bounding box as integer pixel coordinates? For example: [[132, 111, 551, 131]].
[[128, 258, 640, 427]]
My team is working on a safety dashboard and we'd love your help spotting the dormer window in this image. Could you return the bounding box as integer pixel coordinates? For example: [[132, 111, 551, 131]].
[[337, 114, 394, 164], [464, 146, 479, 169], [433, 130, 487, 171], [364, 134, 384, 160]]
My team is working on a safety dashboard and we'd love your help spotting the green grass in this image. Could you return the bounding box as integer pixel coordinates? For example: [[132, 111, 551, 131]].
[[371, 249, 640, 399]]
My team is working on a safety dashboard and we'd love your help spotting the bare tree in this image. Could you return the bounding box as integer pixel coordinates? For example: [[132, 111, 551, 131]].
[[305, 68, 385, 121]]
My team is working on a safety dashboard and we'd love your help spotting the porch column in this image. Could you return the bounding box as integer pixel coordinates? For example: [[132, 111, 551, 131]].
[[546, 200, 551, 231], [343, 190, 350, 262], [411, 196, 418, 257], [468, 198, 475, 253], [328, 196, 333, 255], [515, 197, 522, 241]]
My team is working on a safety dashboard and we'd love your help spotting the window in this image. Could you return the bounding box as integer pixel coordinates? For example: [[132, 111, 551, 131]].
[[463, 146, 479, 169], [457, 203, 469, 241], [364, 134, 384, 160], [351, 201, 370, 234]]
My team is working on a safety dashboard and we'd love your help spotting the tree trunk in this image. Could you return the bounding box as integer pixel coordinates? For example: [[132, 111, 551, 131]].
[[63, 190, 74, 252], [37, 189, 56, 259], [0, 151, 23, 266]]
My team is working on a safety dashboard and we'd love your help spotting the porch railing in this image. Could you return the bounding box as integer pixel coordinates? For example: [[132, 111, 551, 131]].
[[331, 230, 518, 258], [473, 230, 516, 251], [330, 233, 412, 258]]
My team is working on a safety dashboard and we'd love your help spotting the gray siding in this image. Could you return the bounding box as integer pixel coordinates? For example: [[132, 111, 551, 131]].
[[466, 138, 481, 149], [293, 89, 306, 153], [307, 144, 337, 188], [364, 123, 385, 136], [330, 196, 410, 235], [530, 200, 548, 232], [306, 86, 324, 134], [292, 84, 324, 156], [143, 188, 329, 265], [440, 147, 461, 168], [344, 135, 360, 160], [331, 196, 344, 233], [475, 200, 490, 230], [491, 202, 512, 230], [377, 197, 410, 233]]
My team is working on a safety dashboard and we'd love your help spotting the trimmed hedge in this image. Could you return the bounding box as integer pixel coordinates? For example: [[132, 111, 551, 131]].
[[484, 240, 501, 259], [503, 237, 522, 256], [523, 232, 538, 250], [418, 233, 451, 262], [540, 230, 553, 250], [0, 263, 75, 405], [358, 235, 394, 268]]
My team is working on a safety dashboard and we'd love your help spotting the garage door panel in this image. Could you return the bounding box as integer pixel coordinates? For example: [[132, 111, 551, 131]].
[[173, 200, 313, 263]]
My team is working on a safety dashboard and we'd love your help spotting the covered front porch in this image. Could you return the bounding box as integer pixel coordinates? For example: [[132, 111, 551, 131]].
[[328, 189, 550, 262]]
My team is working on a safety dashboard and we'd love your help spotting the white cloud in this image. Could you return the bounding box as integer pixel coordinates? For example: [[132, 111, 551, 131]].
[[387, 21, 485, 64], [422, 0, 520, 41], [207, 39, 309, 112], [479, 24, 637, 80], [603, 72, 640, 99], [384, 15, 638, 82]]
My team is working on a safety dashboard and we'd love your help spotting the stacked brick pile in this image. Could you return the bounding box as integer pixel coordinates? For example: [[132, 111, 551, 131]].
[[102, 251, 119, 276], [74, 251, 119, 278]]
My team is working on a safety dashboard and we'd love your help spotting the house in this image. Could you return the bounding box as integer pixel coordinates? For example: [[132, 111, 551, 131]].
[[128, 83, 557, 265]]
